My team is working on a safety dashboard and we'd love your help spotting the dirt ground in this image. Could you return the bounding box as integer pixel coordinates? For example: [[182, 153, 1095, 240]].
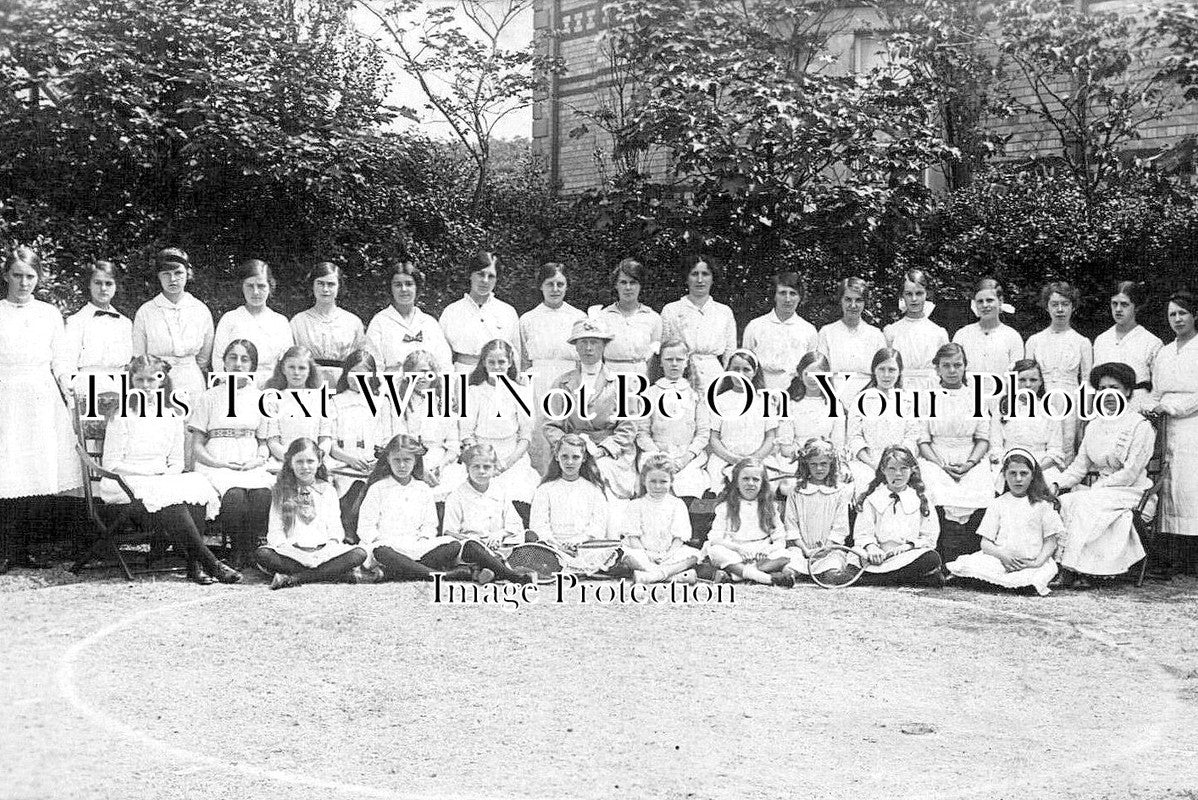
[[3, 565, 1198, 800]]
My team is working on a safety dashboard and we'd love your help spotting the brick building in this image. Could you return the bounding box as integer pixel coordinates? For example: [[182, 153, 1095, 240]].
[[531, 0, 1198, 194]]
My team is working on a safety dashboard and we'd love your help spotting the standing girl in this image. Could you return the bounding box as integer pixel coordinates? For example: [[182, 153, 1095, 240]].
[[365, 261, 452, 374], [782, 438, 853, 577], [742, 272, 819, 390], [189, 339, 275, 568], [619, 454, 701, 583], [660, 254, 737, 394], [1024, 281, 1092, 459], [212, 259, 294, 386], [947, 448, 1062, 595], [529, 434, 611, 551], [518, 262, 586, 473], [591, 258, 663, 377], [634, 339, 710, 501], [847, 347, 920, 491], [706, 349, 778, 494], [255, 438, 367, 589], [952, 278, 1024, 386], [0, 247, 81, 571], [262, 345, 333, 462], [1093, 281, 1162, 403], [883, 268, 949, 393], [132, 247, 214, 408], [461, 339, 541, 508], [439, 250, 521, 374], [100, 356, 238, 584], [853, 446, 943, 587], [290, 261, 367, 389], [62, 260, 133, 405], [704, 458, 793, 586], [817, 277, 887, 400], [442, 443, 528, 551]]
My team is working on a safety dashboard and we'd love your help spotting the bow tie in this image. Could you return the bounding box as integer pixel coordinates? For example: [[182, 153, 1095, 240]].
[[889, 491, 902, 511], [93, 309, 121, 319], [402, 331, 423, 343]]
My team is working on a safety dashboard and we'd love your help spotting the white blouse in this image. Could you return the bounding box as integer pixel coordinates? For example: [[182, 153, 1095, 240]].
[[952, 322, 1024, 377], [63, 303, 133, 386], [593, 303, 662, 367], [621, 494, 692, 554], [366, 306, 453, 372], [357, 477, 440, 548], [854, 486, 939, 550], [519, 302, 585, 369], [290, 307, 366, 365], [976, 493, 1064, 560], [266, 481, 345, 549], [1093, 325, 1163, 385], [212, 305, 294, 380], [817, 319, 887, 376], [742, 311, 819, 388], [883, 316, 949, 375], [438, 295, 521, 365], [529, 478, 610, 544], [442, 481, 525, 543], [709, 500, 782, 546], [660, 296, 737, 362], [1025, 327, 1092, 387]]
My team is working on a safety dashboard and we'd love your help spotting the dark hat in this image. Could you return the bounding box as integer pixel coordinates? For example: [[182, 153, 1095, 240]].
[[1088, 361, 1136, 392]]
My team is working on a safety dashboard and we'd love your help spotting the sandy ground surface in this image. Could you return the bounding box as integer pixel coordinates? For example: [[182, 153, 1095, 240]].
[[3, 566, 1198, 800]]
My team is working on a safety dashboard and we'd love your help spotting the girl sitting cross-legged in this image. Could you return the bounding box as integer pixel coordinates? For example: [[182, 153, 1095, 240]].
[[781, 437, 853, 580], [703, 458, 793, 586], [619, 453, 701, 584], [853, 446, 944, 588]]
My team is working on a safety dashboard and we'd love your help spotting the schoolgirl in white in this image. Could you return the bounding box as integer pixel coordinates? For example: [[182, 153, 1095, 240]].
[[255, 438, 367, 589], [365, 261, 453, 374], [741, 271, 818, 390], [189, 339, 274, 568], [853, 446, 943, 587], [359, 435, 529, 583], [816, 277, 887, 399], [1093, 280, 1162, 402], [777, 351, 847, 490], [634, 338, 710, 500], [212, 259, 294, 386], [1024, 281, 1092, 459], [529, 434, 611, 551], [782, 438, 853, 577], [327, 350, 385, 537], [101, 356, 237, 585], [132, 247, 214, 407], [461, 339, 541, 506], [846, 347, 920, 492], [439, 250, 521, 374], [706, 349, 778, 494], [442, 443, 526, 549], [660, 254, 737, 394], [619, 454, 701, 583], [991, 359, 1067, 488], [951, 277, 1024, 383], [262, 345, 333, 462], [947, 448, 1062, 595], [290, 261, 367, 389], [62, 260, 133, 403], [883, 268, 949, 393], [591, 258, 662, 377], [704, 458, 793, 586]]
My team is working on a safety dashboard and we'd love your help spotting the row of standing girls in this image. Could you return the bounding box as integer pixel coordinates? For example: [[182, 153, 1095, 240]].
[[2, 244, 1197, 585]]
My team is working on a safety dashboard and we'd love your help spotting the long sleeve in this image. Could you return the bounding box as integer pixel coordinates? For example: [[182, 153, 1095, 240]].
[[585, 486, 610, 540], [689, 402, 712, 457], [1094, 422, 1154, 488], [441, 491, 466, 536], [100, 417, 133, 473], [164, 419, 185, 474], [706, 504, 733, 547], [266, 501, 286, 547], [212, 313, 233, 372], [1045, 419, 1067, 467], [852, 500, 879, 550], [529, 484, 551, 538], [669, 497, 692, 543], [720, 308, 736, 364], [48, 307, 70, 383], [132, 309, 148, 357], [62, 312, 84, 378], [917, 506, 940, 549], [847, 412, 867, 458], [599, 418, 637, 458], [356, 483, 386, 547], [1056, 448, 1093, 491], [501, 495, 525, 542], [318, 484, 346, 542], [829, 493, 850, 546]]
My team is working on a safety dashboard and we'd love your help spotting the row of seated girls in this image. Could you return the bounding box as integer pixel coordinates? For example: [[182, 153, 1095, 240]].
[[3, 243, 1193, 586]]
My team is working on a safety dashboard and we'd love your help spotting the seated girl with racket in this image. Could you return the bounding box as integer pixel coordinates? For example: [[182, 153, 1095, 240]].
[[442, 442, 526, 550], [619, 453, 701, 584], [781, 437, 853, 579], [529, 433, 611, 556], [853, 445, 944, 588], [361, 435, 529, 584], [255, 438, 367, 590], [704, 458, 794, 586], [946, 448, 1062, 596]]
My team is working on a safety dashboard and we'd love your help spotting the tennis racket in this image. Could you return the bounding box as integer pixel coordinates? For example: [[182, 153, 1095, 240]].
[[570, 539, 625, 576], [505, 543, 564, 583], [807, 544, 866, 589]]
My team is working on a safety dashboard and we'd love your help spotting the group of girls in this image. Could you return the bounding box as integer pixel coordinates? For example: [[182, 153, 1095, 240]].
[[2, 243, 1196, 594]]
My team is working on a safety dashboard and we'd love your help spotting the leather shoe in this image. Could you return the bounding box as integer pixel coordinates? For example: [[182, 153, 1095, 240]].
[[187, 562, 215, 585]]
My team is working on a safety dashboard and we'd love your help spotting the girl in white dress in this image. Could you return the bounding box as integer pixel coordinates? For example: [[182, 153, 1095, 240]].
[[328, 350, 384, 536], [101, 356, 238, 585], [634, 339, 710, 500], [290, 261, 367, 389], [0, 247, 81, 571], [1054, 363, 1153, 588], [132, 247, 214, 408], [853, 446, 944, 587], [660, 254, 737, 395], [1146, 291, 1198, 575], [948, 448, 1062, 595], [704, 458, 793, 586], [918, 342, 995, 563], [619, 454, 700, 584], [778, 351, 847, 489], [518, 262, 585, 473], [1025, 281, 1092, 460], [212, 259, 294, 387], [847, 347, 920, 493], [1093, 280, 1162, 402], [262, 345, 333, 462], [365, 261, 452, 374], [62, 260, 133, 408], [706, 349, 778, 494], [782, 438, 853, 578], [189, 339, 274, 568], [952, 278, 1024, 390], [991, 359, 1067, 488], [742, 271, 819, 390], [529, 434, 611, 555], [255, 438, 367, 590], [360, 435, 528, 583], [883, 268, 949, 393], [816, 276, 887, 400], [590, 258, 662, 378], [439, 250, 521, 374], [378, 349, 467, 502]]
